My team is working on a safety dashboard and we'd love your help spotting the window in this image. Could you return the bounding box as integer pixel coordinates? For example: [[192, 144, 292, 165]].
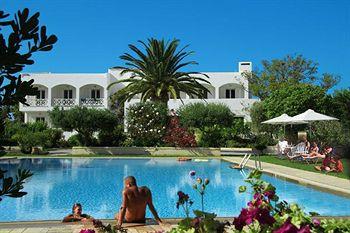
[[91, 89, 101, 99], [64, 90, 73, 99], [225, 89, 235, 98], [36, 90, 46, 99], [35, 117, 45, 122]]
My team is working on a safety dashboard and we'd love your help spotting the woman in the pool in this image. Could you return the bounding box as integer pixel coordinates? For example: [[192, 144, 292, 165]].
[[62, 203, 93, 222]]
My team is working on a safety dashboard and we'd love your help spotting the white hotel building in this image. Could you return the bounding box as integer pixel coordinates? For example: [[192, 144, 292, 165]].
[[19, 62, 258, 124]]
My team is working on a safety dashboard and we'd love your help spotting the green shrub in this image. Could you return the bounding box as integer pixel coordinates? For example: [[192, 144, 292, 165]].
[[126, 101, 168, 146], [311, 121, 349, 147], [252, 134, 276, 153], [11, 122, 63, 153], [199, 125, 230, 147], [178, 102, 235, 129], [98, 125, 126, 146], [1, 120, 23, 146], [67, 134, 81, 147], [49, 106, 118, 146]]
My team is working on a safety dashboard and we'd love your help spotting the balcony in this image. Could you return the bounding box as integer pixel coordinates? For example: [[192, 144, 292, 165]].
[[81, 98, 104, 107], [26, 98, 48, 107], [52, 98, 76, 107]]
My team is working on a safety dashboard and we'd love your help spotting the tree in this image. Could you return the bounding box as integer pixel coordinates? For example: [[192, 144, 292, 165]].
[[244, 55, 340, 100], [263, 83, 328, 118], [49, 107, 118, 146], [0, 8, 57, 201], [178, 102, 235, 129], [329, 89, 350, 128], [108, 38, 211, 104], [125, 101, 168, 146]]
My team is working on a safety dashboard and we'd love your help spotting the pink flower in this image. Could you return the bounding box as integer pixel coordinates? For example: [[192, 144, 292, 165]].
[[312, 218, 320, 227], [79, 229, 95, 233], [273, 219, 298, 233], [264, 190, 275, 200]]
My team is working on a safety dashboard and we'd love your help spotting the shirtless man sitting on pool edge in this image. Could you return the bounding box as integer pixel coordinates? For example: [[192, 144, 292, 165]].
[[115, 176, 162, 228]]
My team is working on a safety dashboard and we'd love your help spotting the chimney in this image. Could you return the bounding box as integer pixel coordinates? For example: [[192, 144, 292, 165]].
[[238, 62, 252, 73]]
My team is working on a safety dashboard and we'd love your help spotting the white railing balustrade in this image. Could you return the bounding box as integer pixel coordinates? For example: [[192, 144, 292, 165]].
[[25, 98, 48, 107], [52, 98, 76, 107], [81, 98, 104, 107]]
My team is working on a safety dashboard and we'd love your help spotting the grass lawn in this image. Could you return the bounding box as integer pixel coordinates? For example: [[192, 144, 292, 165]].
[[254, 155, 350, 180]]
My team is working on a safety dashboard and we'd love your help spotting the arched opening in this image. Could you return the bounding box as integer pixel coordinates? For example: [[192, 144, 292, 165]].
[[188, 85, 215, 99], [79, 84, 104, 107], [219, 83, 245, 99], [51, 84, 76, 107], [26, 84, 49, 107]]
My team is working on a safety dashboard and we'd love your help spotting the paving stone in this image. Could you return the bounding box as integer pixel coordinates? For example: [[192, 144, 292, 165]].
[[9, 229, 26, 233], [0, 229, 12, 233]]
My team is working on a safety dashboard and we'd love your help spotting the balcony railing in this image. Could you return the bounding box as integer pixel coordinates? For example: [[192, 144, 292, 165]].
[[81, 98, 104, 107], [25, 98, 48, 107], [52, 98, 76, 107]]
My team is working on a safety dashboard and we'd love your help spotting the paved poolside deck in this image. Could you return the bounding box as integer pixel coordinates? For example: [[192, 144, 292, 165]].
[[223, 157, 350, 197]]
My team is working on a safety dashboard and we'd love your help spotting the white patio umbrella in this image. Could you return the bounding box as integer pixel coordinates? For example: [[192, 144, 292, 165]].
[[290, 109, 338, 136], [262, 114, 307, 135], [290, 109, 338, 122]]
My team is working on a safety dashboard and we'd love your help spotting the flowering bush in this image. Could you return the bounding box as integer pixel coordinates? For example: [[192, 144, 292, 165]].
[[172, 169, 350, 233], [126, 102, 168, 146], [163, 116, 197, 147], [229, 169, 350, 232]]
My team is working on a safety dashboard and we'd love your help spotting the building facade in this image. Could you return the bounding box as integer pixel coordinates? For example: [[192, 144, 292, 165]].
[[19, 62, 258, 125]]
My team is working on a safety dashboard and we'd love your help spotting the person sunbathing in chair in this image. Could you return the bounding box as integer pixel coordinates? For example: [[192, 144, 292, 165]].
[[301, 142, 319, 158], [115, 176, 162, 228]]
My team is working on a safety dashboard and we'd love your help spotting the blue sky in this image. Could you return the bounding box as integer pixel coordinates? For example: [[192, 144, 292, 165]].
[[3, 0, 350, 90]]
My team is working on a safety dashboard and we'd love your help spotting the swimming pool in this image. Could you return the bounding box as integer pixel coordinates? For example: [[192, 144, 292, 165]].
[[0, 158, 349, 221]]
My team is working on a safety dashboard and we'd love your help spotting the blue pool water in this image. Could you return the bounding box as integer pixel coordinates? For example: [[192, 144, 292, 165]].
[[0, 158, 349, 221]]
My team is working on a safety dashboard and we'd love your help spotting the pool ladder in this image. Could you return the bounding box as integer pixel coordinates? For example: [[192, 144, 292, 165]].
[[238, 153, 262, 170]]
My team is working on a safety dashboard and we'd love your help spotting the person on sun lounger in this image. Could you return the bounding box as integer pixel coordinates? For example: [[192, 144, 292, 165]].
[[115, 176, 162, 228], [62, 203, 93, 222], [301, 142, 319, 158]]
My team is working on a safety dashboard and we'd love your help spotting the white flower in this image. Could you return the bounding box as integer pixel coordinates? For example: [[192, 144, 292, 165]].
[[156, 112, 159, 115], [150, 129, 153, 132], [146, 114, 149, 117]]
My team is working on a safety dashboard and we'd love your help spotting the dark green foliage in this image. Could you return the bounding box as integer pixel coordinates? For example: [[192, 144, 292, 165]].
[[109, 38, 211, 104], [49, 106, 118, 146], [311, 121, 350, 151], [244, 54, 340, 100], [67, 134, 81, 147], [178, 102, 235, 129], [0, 169, 33, 201], [0, 8, 56, 201], [98, 125, 126, 146], [11, 121, 63, 153], [263, 83, 328, 118], [171, 210, 226, 233], [252, 134, 276, 153], [126, 101, 168, 146], [198, 119, 253, 148], [329, 89, 350, 129]]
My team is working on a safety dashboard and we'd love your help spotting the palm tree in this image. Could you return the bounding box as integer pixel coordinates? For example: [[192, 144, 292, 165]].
[[108, 38, 211, 104]]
